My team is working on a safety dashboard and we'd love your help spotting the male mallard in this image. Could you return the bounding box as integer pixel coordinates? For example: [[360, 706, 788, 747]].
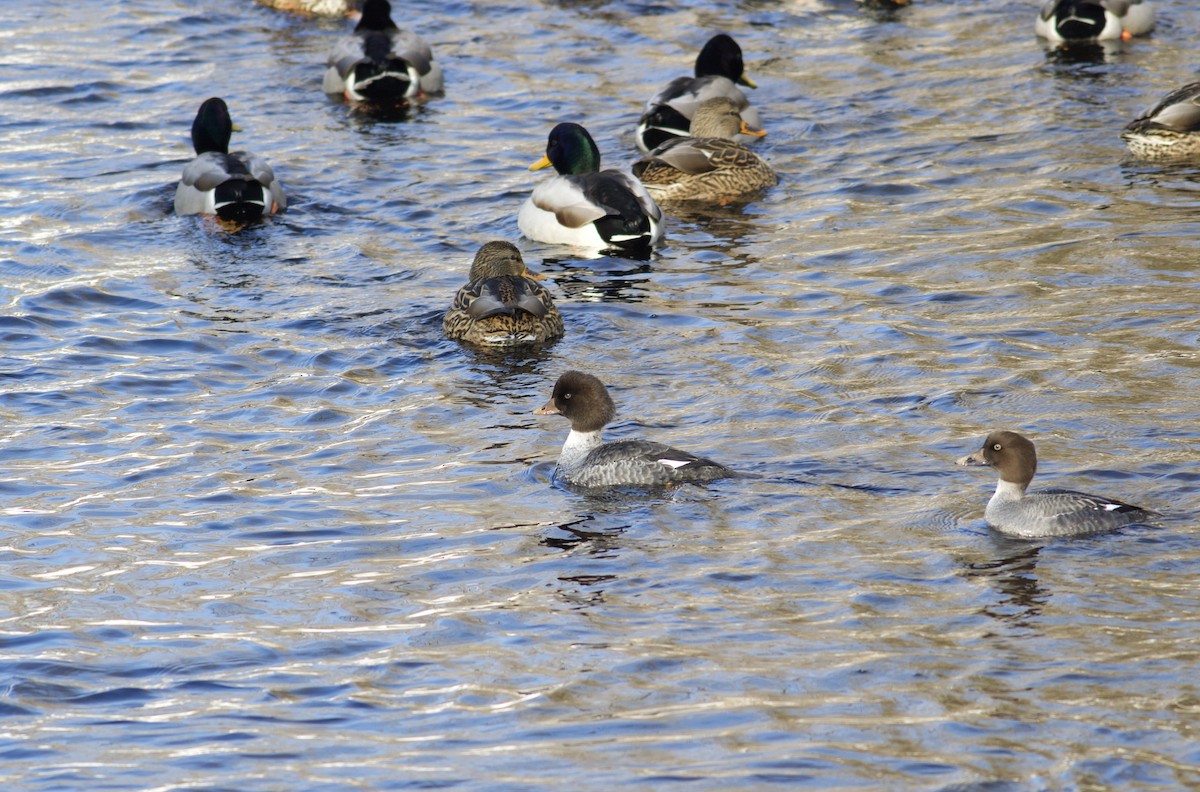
[[635, 34, 762, 154], [443, 241, 564, 347], [174, 97, 286, 223], [632, 98, 775, 203], [322, 0, 443, 104], [519, 123, 664, 254], [1122, 83, 1200, 160], [1035, 0, 1153, 43]]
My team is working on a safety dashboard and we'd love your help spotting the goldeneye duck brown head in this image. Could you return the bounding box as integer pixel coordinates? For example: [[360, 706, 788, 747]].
[[533, 370, 615, 433], [957, 430, 1038, 489]]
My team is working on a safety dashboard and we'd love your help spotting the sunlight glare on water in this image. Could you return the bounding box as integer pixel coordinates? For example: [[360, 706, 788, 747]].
[[0, 0, 1198, 789]]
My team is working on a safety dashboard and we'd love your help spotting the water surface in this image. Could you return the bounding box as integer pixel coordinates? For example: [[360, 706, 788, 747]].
[[1, 0, 1199, 788]]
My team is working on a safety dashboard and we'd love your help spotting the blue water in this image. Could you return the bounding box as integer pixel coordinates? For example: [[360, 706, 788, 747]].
[[1, 0, 1198, 788]]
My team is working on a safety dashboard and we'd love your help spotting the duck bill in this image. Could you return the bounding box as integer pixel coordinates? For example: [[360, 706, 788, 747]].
[[533, 399, 559, 416], [523, 267, 544, 281], [739, 74, 758, 89], [740, 120, 767, 138], [528, 154, 552, 171], [956, 452, 988, 467]]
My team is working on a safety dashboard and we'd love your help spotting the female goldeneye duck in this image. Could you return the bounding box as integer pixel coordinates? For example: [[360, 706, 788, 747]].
[[635, 33, 763, 154], [956, 430, 1157, 538], [633, 97, 776, 204], [175, 98, 286, 224], [443, 241, 564, 347], [518, 123, 665, 255], [1121, 82, 1200, 160], [533, 371, 734, 489], [322, 0, 443, 104], [1035, 0, 1154, 43]]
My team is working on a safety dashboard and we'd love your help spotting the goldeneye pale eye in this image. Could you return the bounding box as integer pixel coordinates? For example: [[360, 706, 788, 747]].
[[1034, 0, 1154, 43], [957, 430, 1158, 538], [175, 98, 286, 224], [533, 370, 733, 489]]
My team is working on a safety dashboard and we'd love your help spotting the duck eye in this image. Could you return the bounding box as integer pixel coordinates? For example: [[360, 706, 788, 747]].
[[562, 392, 572, 400], [993, 443, 1002, 451]]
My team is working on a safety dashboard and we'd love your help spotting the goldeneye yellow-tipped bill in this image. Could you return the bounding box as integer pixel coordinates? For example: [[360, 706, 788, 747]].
[[533, 398, 559, 416]]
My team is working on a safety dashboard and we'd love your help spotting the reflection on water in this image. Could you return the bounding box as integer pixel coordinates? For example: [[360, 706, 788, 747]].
[[1, 0, 1198, 788], [959, 542, 1048, 630]]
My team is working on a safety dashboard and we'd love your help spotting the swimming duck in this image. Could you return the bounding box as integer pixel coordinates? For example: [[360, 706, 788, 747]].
[[534, 371, 734, 489], [1121, 82, 1200, 160], [635, 34, 762, 154], [443, 241, 563, 346], [957, 430, 1157, 538], [174, 97, 286, 223], [257, 0, 357, 17], [632, 98, 775, 203], [322, 0, 442, 104], [1035, 0, 1154, 43], [519, 123, 664, 254]]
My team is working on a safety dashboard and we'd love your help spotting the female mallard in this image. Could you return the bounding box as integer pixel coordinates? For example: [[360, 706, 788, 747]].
[[443, 241, 563, 346], [632, 98, 775, 203], [174, 97, 286, 223], [635, 34, 762, 154], [1035, 0, 1154, 42], [519, 123, 664, 254], [322, 0, 443, 104], [1122, 82, 1200, 160]]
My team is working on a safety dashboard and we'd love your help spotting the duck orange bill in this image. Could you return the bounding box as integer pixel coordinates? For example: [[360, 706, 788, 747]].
[[740, 120, 767, 138], [529, 154, 552, 171], [524, 267, 544, 281], [533, 399, 559, 415]]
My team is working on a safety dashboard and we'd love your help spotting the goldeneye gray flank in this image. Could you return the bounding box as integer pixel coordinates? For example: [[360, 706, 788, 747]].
[[533, 371, 733, 489], [957, 430, 1157, 538]]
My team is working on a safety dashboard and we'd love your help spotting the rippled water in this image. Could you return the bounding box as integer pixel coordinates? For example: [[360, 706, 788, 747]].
[[2, 0, 1199, 788]]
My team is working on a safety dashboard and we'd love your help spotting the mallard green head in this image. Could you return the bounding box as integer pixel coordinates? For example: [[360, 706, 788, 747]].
[[468, 241, 530, 280], [356, 0, 397, 32], [190, 97, 235, 155], [529, 123, 602, 176], [696, 34, 756, 89]]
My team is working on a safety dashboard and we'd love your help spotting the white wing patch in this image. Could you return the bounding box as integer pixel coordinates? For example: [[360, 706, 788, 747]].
[[657, 458, 692, 470], [1101, 503, 1123, 511]]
